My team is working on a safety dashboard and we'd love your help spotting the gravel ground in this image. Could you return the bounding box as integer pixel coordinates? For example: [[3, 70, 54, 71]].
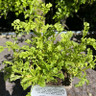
[[0, 34, 96, 96], [67, 69, 96, 96]]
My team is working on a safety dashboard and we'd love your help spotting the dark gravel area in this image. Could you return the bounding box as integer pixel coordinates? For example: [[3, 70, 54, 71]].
[[0, 34, 96, 96]]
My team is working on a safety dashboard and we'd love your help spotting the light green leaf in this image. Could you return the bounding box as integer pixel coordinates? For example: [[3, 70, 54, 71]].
[[0, 46, 4, 53]]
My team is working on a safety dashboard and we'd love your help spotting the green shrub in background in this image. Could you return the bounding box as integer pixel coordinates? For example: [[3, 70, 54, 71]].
[[54, 0, 96, 20], [0, 0, 96, 96], [0, 0, 96, 24]]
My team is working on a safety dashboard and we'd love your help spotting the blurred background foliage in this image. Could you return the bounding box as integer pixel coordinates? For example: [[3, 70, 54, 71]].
[[0, 0, 96, 32]]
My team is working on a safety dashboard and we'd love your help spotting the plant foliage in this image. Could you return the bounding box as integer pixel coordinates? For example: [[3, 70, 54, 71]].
[[0, 0, 96, 21], [0, 0, 96, 96], [54, 0, 96, 21]]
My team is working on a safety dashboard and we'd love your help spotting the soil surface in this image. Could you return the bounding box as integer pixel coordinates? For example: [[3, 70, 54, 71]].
[[0, 34, 96, 96]]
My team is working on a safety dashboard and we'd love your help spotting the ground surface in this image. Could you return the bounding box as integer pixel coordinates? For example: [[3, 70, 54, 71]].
[[0, 34, 96, 96]]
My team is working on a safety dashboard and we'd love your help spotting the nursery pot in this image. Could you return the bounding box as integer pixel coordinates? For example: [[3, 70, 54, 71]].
[[31, 85, 67, 96], [31, 75, 72, 96]]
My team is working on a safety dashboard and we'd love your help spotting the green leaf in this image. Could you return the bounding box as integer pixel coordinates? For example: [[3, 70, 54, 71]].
[[19, 51, 29, 58], [0, 46, 4, 53], [3, 61, 13, 65], [53, 68, 58, 73], [21, 77, 32, 90], [83, 22, 90, 37], [10, 74, 21, 81], [58, 73, 64, 79], [38, 76, 46, 87], [54, 23, 63, 32]]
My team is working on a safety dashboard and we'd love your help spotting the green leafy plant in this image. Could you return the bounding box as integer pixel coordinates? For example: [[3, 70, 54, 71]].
[[54, 0, 96, 21], [1, 22, 96, 96], [0, 0, 96, 23], [0, 0, 96, 96]]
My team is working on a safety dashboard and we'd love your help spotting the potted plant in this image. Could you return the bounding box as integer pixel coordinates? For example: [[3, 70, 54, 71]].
[[0, 0, 96, 96]]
